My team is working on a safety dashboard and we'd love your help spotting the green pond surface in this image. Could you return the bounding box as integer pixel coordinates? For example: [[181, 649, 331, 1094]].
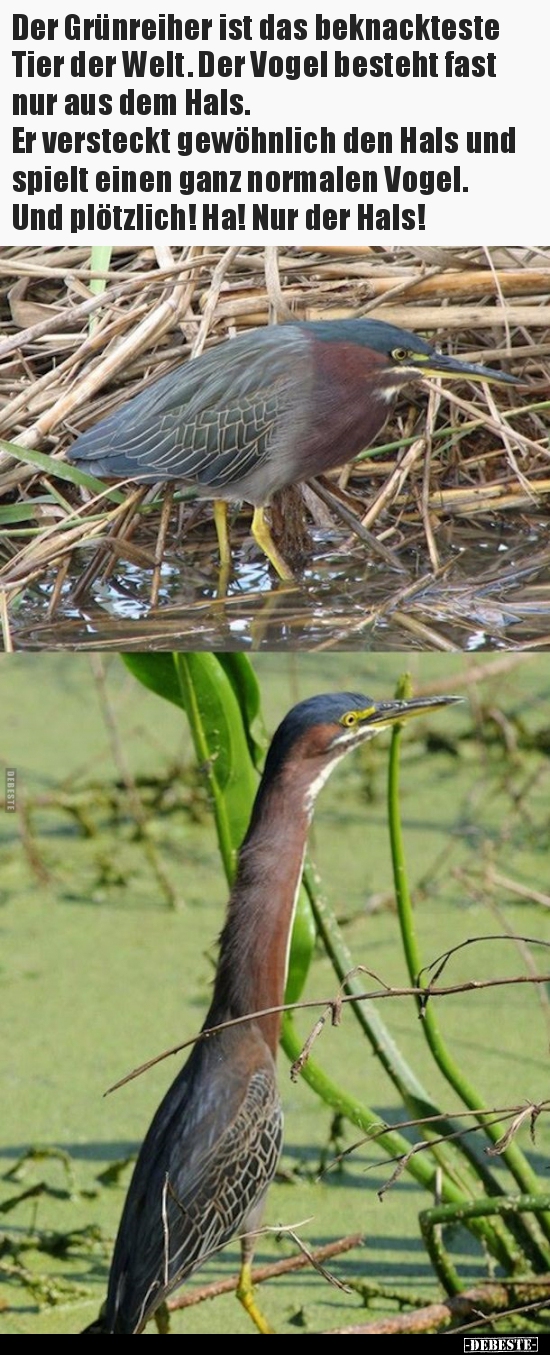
[[1, 653, 550, 1333]]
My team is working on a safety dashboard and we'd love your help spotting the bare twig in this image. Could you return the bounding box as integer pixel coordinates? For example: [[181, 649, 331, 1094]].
[[168, 1232, 363, 1312]]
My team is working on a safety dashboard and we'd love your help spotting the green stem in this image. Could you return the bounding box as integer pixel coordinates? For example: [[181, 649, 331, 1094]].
[[419, 1195, 550, 1296], [280, 1013, 514, 1272], [302, 863, 526, 1273], [388, 683, 550, 1261]]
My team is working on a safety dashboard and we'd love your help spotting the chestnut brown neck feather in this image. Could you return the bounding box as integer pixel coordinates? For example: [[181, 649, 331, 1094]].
[[207, 753, 332, 1056], [300, 339, 404, 480]]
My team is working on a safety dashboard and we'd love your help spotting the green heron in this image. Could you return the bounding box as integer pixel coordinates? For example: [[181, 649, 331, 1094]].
[[69, 319, 520, 580], [82, 689, 458, 1335]]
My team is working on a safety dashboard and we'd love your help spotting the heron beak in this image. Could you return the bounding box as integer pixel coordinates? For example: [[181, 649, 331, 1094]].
[[358, 695, 461, 732], [411, 352, 522, 386]]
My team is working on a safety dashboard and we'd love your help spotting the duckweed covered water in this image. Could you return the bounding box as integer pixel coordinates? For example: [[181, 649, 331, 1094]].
[[1, 653, 550, 1333]]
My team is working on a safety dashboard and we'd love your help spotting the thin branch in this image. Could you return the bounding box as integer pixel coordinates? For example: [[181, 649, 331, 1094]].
[[105, 961, 550, 1095], [167, 1232, 363, 1312]]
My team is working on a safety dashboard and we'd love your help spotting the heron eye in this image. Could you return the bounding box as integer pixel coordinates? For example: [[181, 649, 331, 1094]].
[[340, 711, 358, 728], [391, 347, 410, 362]]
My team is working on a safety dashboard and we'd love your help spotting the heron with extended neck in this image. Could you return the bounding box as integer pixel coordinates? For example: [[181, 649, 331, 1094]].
[[82, 690, 458, 1334]]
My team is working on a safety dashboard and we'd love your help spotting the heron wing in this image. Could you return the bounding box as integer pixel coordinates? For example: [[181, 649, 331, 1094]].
[[105, 1035, 282, 1333], [69, 326, 311, 491]]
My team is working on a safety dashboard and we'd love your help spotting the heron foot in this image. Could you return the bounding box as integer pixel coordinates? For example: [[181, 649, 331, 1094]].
[[236, 1260, 274, 1334], [251, 506, 294, 582], [153, 1301, 171, 1334]]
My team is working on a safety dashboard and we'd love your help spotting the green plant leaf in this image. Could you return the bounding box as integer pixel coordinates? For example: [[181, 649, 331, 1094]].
[[122, 653, 185, 711], [216, 654, 266, 768], [123, 653, 317, 999], [88, 246, 112, 296], [0, 439, 125, 499], [123, 653, 258, 883]]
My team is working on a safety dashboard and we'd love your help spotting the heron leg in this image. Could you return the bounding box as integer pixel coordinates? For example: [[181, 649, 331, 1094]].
[[213, 499, 232, 595], [153, 1301, 171, 1334], [251, 506, 294, 582], [236, 1237, 274, 1335], [213, 499, 231, 566]]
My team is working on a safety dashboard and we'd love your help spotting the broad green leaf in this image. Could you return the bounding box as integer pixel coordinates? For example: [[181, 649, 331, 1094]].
[[123, 652, 317, 1000], [122, 653, 185, 711], [217, 654, 266, 768], [123, 653, 258, 883]]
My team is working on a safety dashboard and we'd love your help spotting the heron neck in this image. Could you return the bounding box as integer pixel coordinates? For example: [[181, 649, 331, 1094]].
[[208, 758, 326, 1056]]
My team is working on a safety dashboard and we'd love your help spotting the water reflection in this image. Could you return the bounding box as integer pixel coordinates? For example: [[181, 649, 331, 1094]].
[[7, 516, 550, 653]]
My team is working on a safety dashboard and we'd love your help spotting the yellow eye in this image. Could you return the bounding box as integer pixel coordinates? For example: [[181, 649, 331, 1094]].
[[391, 347, 410, 362], [340, 711, 357, 728]]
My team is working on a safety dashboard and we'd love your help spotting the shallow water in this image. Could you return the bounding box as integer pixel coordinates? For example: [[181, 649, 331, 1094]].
[[6, 515, 550, 653]]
